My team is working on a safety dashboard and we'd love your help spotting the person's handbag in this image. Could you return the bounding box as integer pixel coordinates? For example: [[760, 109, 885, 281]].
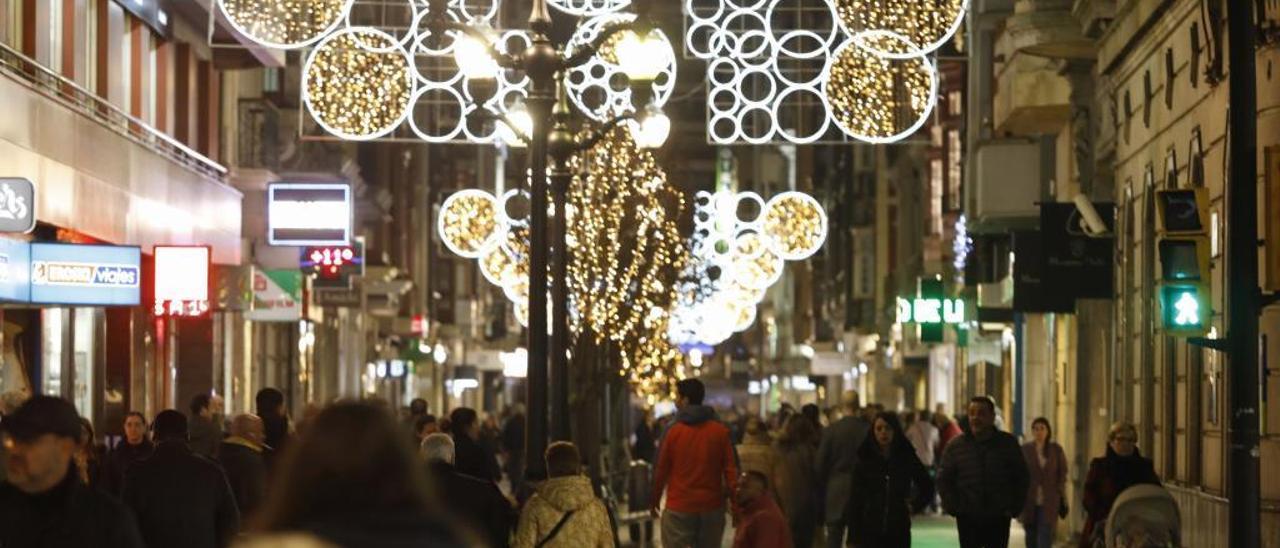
[[535, 509, 576, 548], [1058, 494, 1070, 518]]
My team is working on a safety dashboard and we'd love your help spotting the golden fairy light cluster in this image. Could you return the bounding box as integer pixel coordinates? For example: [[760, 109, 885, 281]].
[[218, 0, 349, 48], [439, 190, 500, 258], [569, 128, 687, 400], [303, 29, 413, 140], [824, 33, 934, 143], [834, 0, 966, 57], [437, 131, 687, 400], [763, 192, 827, 260]]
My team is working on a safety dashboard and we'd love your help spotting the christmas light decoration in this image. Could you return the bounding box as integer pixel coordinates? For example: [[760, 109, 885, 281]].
[[438, 189, 502, 258], [682, 0, 958, 144], [834, 0, 967, 59], [762, 191, 828, 260], [547, 0, 632, 16], [217, 0, 352, 49], [302, 28, 414, 140], [565, 13, 677, 122], [821, 31, 937, 144]]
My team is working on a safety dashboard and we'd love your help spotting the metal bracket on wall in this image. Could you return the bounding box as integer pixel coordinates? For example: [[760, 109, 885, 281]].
[[1189, 336, 1229, 352]]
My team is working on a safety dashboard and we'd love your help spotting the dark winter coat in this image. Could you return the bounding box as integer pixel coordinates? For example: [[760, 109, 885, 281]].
[[428, 460, 517, 547], [937, 428, 1029, 519], [0, 464, 144, 548], [102, 439, 153, 496], [217, 437, 268, 520], [121, 440, 240, 548], [632, 419, 657, 463], [454, 431, 502, 482], [816, 414, 871, 524], [1080, 447, 1160, 548], [846, 436, 934, 548]]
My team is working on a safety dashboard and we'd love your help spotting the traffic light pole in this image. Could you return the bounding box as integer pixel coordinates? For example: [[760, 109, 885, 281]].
[[1224, 2, 1260, 546]]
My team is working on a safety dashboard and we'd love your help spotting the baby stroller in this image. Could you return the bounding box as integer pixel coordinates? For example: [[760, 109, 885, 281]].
[[1102, 484, 1182, 547]]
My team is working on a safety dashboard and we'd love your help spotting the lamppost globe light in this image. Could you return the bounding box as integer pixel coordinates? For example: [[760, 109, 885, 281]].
[[497, 102, 534, 147], [454, 29, 501, 80], [614, 29, 666, 81], [632, 106, 670, 148]]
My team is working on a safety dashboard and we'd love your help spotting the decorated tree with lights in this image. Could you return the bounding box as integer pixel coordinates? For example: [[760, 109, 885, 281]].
[[568, 126, 688, 405]]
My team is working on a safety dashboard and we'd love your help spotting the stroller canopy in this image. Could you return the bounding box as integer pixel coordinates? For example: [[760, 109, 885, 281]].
[[1104, 484, 1182, 547]]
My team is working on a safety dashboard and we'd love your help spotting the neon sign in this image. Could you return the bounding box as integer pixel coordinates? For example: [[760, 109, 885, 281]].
[[896, 297, 965, 325]]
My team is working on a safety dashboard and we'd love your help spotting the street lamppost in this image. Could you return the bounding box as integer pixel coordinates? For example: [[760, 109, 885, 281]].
[[426, 0, 671, 478]]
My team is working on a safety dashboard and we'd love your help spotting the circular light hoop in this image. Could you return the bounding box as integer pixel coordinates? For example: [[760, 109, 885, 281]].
[[479, 247, 516, 286], [732, 303, 758, 332], [821, 32, 938, 144], [767, 0, 841, 57], [407, 84, 471, 142], [733, 229, 767, 260], [303, 28, 415, 141], [773, 29, 837, 61], [546, 0, 632, 16], [217, 0, 353, 50], [437, 189, 501, 258], [500, 188, 532, 227], [732, 248, 785, 290], [684, 0, 726, 25], [763, 191, 828, 260], [457, 0, 501, 21], [772, 87, 831, 144], [735, 191, 767, 226], [736, 67, 779, 108], [835, 0, 968, 58], [565, 14, 677, 122]]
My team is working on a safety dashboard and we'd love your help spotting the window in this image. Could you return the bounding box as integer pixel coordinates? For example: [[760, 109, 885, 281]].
[[929, 159, 944, 235], [948, 90, 963, 116], [1165, 47, 1175, 109], [947, 130, 962, 211]]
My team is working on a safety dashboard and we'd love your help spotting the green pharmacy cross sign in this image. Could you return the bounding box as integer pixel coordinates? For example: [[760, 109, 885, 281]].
[[896, 297, 966, 325]]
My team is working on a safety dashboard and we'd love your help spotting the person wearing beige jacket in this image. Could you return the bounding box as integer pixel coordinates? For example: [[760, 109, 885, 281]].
[[513, 442, 615, 548]]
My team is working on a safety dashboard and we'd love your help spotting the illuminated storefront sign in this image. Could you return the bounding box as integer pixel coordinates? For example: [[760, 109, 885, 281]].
[[154, 246, 211, 317], [267, 183, 352, 246], [0, 178, 35, 233], [30, 243, 141, 306], [896, 297, 966, 325], [0, 237, 31, 302]]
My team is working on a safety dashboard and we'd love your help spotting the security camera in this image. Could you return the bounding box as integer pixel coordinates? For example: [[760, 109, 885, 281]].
[[1073, 194, 1110, 237]]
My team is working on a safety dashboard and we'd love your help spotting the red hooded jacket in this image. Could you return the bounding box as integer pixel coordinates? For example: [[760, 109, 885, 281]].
[[732, 494, 793, 548], [653, 405, 738, 513]]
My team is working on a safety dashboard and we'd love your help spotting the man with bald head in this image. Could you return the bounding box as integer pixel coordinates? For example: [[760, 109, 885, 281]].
[[217, 414, 267, 522]]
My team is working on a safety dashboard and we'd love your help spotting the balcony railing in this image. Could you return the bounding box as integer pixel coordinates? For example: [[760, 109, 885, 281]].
[[0, 41, 228, 181]]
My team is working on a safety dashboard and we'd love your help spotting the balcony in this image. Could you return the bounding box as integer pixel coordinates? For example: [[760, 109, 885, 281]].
[[0, 42, 241, 263]]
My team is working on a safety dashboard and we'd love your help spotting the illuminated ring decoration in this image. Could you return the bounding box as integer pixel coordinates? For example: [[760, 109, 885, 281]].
[[499, 189, 532, 227], [731, 303, 758, 332], [735, 191, 767, 226], [217, 0, 354, 50], [343, 0, 425, 51], [479, 246, 518, 286], [437, 189, 501, 258], [547, 0, 632, 16], [565, 13, 677, 122], [835, 0, 968, 59], [821, 30, 938, 144], [733, 229, 768, 260], [762, 191, 828, 260], [303, 27, 414, 141]]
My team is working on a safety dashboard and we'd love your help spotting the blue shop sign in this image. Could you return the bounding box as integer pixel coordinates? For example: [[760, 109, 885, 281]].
[[30, 243, 141, 306], [0, 237, 31, 302]]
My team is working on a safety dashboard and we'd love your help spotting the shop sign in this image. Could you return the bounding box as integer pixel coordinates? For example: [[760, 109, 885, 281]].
[[30, 243, 141, 306], [313, 287, 361, 308], [896, 297, 966, 324], [267, 183, 351, 246], [0, 178, 35, 233], [153, 246, 210, 317], [245, 268, 302, 322], [0, 237, 31, 302]]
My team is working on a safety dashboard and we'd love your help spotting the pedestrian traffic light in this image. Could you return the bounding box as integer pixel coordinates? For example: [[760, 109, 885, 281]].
[[1155, 188, 1211, 335]]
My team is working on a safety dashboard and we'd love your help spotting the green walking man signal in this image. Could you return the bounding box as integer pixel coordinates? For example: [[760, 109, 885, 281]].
[[1155, 188, 1211, 336]]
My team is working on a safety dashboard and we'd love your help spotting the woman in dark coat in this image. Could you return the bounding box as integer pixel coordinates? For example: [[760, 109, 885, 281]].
[[845, 412, 934, 548], [1019, 417, 1068, 548], [1080, 421, 1160, 548]]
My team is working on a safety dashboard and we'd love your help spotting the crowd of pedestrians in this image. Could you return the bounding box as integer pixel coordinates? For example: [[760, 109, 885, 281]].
[[0, 379, 1174, 548]]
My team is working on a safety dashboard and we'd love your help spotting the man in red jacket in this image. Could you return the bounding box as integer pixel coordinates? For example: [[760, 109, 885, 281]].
[[653, 378, 738, 548], [732, 471, 793, 548]]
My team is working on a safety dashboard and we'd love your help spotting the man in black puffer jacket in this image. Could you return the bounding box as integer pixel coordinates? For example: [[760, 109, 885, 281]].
[[937, 396, 1028, 548]]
